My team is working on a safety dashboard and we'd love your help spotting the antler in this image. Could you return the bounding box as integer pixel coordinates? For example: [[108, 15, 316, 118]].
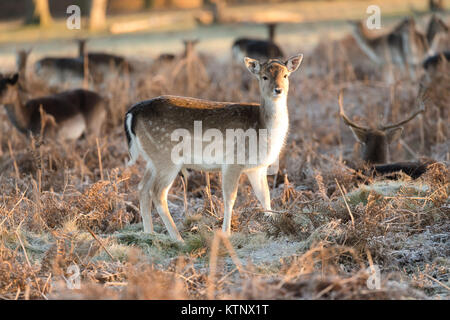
[[379, 98, 426, 130], [338, 91, 367, 130]]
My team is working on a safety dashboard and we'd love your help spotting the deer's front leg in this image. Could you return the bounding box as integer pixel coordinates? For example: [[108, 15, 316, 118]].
[[246, 167, 272, 217], [221, 166, 242, 235]]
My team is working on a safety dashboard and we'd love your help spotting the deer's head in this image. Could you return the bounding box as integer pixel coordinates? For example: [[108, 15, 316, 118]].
[[244, 54, 303, 101], [16, 49, 32, 70], [339, 92, 425, 164], [183, 39, 199, 58], [0, 73, 19, 105]]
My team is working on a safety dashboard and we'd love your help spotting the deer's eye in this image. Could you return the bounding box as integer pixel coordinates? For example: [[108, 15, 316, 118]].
[[262, 76, 268, 80], [284, 74, 288, 79]]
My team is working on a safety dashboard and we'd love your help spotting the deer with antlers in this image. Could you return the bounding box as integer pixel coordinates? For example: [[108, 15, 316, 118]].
[[338, 92, 433, 179], [125, 54, 303, 241], [0, 73, 106, 140]]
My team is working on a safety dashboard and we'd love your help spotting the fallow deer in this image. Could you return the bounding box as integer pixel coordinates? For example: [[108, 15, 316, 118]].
[[350, 17, 428, 81], [125, 54, 303, 241], [34, 49, 86, 89], [338, 92, 432, 179], [232, 23, 284, 63], [77, 39, 133, 73], [0, 73, 106, 140]]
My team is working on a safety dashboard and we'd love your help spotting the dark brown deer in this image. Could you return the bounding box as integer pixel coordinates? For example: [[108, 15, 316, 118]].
[[0, 73, 106, 140], [338, 92, 432, 179], [232, 23, 284, 63]]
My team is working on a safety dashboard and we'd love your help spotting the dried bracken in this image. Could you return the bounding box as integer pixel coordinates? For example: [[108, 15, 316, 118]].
[[0, 29, 448, 300]]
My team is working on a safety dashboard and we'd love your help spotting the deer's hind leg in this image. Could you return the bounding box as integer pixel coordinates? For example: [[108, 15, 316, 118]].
[[151, 165, 183, 241], [139, 166, 155, 233]]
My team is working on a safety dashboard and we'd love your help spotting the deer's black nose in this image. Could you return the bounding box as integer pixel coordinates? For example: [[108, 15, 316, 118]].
[[274, 88, 283, 95]]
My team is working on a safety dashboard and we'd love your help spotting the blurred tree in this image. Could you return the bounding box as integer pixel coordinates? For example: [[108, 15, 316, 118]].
[[25, 0, 53, 27], [429, 0, 444, 12], [89, 0, 108, 31], [144, 0, 153, 9], [209, 0, 225, 24]]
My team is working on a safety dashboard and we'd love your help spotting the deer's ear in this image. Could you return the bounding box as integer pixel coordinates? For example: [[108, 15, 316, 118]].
[[349, 126, 368, 144], [285, 54, 303, 73], [385, 127, 403, 144], [7, 73, 18, 85], [244, 57, 260, 75]]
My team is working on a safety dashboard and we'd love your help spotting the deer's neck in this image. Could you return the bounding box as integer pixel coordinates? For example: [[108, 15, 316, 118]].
[[4, 88, 31, 133], [259, 96, 289, 163], [260, 96, 288, 125]]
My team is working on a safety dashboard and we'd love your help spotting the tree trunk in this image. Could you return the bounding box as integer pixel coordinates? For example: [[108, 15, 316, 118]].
[[25, 0, 53, 27], [210, 0, 225, 24], [429, 0, 444, 12], [89, 0, 108, 31]]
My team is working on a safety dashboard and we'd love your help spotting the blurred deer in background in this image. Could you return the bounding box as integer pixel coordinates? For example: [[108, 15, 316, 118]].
[[77, 39, 133, 76], [338, 92, 433, 179], [420, 51, 449, 145], [350, 17, 428, 82], [0, 73, 106, 140], [125, 54, 303, 241], [169, 39, 209, 96], [34, 42, 86, 90], [232, 23, 284, 63]]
